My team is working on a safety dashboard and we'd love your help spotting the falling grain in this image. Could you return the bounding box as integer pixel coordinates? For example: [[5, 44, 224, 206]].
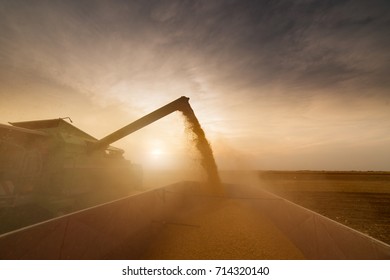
[[180, 105, 223, 194]]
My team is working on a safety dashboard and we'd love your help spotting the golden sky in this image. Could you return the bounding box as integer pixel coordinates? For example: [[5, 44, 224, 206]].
[[1, 0, 389, 171]]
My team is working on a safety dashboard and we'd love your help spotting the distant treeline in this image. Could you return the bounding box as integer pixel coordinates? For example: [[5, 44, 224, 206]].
[[258, 170, 390, 181], [258, 170, 390, 175]]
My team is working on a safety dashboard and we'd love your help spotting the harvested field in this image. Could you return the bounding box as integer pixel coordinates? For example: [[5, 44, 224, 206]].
[[258, 171, 390, 245]]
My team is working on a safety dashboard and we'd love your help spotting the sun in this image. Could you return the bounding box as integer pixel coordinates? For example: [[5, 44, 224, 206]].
[[145, 141, 175, 169], [151, 148, 163, 158]]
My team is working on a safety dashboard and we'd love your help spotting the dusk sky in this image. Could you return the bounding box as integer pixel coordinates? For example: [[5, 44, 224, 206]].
[[1, 0, 389, 171]]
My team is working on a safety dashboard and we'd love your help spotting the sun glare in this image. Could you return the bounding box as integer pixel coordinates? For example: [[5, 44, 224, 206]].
[[151, 148, 163, 158]]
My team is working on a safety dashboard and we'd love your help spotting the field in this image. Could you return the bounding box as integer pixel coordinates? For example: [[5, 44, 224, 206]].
[[258, 171, 390, 245]]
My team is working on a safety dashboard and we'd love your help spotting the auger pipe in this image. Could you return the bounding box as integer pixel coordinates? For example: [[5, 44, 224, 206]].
[[90, 96, 190, 151]]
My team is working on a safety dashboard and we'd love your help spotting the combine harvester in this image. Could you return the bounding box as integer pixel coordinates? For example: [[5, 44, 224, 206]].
[[0, 97, 389, 259]]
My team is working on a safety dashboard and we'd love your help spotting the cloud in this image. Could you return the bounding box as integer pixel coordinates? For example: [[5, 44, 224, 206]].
[[1, 0, 389, 100], [1, 0, 389, 170]]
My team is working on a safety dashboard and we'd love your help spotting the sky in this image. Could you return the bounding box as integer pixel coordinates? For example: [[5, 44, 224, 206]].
[[0, 0, 389, 171]]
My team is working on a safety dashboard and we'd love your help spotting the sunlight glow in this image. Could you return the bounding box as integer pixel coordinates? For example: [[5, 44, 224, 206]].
[[151, 148, 163, 158]]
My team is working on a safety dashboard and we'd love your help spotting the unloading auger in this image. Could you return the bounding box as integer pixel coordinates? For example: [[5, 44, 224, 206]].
[[90, 96, 191, 151]]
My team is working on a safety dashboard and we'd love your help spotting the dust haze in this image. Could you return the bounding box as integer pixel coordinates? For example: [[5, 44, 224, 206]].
[[1, 0, 390, 170], [1, 0, 390, 260]]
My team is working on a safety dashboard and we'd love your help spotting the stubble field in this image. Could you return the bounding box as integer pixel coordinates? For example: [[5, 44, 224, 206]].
[[258, 171, 390, 245]]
